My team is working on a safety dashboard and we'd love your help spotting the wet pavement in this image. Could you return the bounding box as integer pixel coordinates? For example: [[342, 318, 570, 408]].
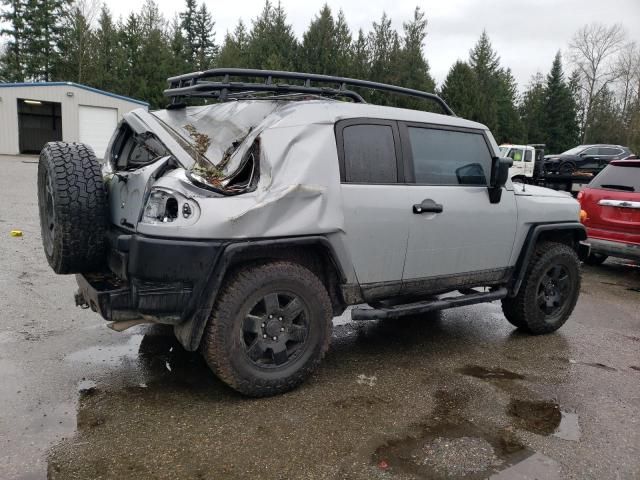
[[1, 154, 639, 479]]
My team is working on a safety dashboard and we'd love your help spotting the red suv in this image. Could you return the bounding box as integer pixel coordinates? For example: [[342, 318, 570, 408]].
[[578, 159, 640, 265]]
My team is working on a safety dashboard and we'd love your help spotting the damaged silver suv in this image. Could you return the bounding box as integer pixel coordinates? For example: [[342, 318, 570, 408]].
[[37, 69, 589, 396]]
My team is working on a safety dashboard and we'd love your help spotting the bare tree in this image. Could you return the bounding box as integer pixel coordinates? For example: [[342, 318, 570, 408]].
[[569, 23, 627, 142], [615, 41, 640, 118]]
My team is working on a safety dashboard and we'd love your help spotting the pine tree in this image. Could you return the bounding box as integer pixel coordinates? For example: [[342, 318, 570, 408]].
[[333, 10, 352, 75], [0, 0, 26, 81], [440, 61, 479, 119], [247, 1, 298, 70], [137, 0, 171, 108], [495, 68, 523, 143], [180, 0, 198, 69], [300, 4, 337, 74], [368, 12, 397, 105], [217, 20, 249, 68], [395, 7, 436, 110], [543, 52, 580, 153], [169, 15, 190, 74], [468, 30, 500, 133], [519, 72, 547, 144], [193, 3, 217, 70], [93, 6, 121, 91], [23, 0, 70, 80], [55, 3, 94, 83], [350, 28, 369, 80]]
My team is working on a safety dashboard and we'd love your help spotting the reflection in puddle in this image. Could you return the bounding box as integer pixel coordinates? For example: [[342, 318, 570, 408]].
[[458, 365, 525, 380], [553, 411, 581, 441], [508, 399, 561, 435], [373, 390, 531, 478]]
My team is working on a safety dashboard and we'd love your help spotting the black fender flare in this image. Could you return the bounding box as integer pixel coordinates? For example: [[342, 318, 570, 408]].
[[174, 236, 346, 351], [509, 222, 588, 297]]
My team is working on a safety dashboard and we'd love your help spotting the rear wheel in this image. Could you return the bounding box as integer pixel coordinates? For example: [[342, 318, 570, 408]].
[[502, 242, 581, 334], [559, 162, 575, 175], [202, 261, 332, 397], [584, 252, 608, 266]]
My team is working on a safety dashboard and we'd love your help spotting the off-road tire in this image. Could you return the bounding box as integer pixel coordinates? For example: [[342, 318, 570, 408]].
[[502, 241, 581, 334], [202, 261, 332, 397], [37, 142, 108, 274], [584, 252, 608, 266]]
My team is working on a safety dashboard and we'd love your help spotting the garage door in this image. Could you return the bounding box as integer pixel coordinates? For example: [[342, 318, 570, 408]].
[[78, 106, 118, 158]]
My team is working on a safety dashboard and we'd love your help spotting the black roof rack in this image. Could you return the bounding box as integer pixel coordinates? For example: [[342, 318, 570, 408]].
[[164, 68, 455, 116]]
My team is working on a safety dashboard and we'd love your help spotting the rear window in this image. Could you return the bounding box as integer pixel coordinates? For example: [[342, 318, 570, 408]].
[[342, 124, 398, 183], [590, 165, 640, 191]]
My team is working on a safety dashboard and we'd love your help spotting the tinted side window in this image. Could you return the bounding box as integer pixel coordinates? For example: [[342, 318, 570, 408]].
[[342, 125, 398, 183], [599, 147, 621, 156], [582, 148, 599, 156], [407, 127, 492, 185]]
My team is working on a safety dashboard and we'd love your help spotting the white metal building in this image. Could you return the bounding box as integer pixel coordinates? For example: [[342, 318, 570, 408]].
[[0, 82, 148, 158]]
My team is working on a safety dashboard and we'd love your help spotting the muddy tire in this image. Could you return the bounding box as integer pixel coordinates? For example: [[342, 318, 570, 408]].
[[202, 261, 332, 397], [502, 242, 581, 334], [584, 252, 608, 266], [37, 142, 108, 274]]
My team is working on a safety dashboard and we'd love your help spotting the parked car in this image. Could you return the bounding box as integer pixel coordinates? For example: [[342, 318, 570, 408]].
[[544, 144, 634, 175], [36, 69, 588, 397], [578, 159, 640, 264]]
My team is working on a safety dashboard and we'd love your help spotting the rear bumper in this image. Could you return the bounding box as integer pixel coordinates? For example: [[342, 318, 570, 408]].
[[75, 232, 224, 322], [587, 238, 640, 261]]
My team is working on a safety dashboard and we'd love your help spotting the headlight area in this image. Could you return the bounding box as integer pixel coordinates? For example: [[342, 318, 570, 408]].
[[140, 188, 201, 226]]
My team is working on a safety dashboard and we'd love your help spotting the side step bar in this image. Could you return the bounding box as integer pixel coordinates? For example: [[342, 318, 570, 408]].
[[351, 287, 508, 320]]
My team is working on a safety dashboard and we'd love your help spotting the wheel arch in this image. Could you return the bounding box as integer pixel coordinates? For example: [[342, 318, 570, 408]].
[[174, 236, 348, 351], [509, 222, 588, 297]]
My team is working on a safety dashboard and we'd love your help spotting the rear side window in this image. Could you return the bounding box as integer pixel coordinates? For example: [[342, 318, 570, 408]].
[[407, 127, 492, 185], [342, 124, 398, 183], [599, 147, 622, 156], [524, 150, 533, 162], [590, 165, 640, 191]]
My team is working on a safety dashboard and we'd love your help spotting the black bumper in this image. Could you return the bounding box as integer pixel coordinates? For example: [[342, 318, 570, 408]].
[[76, 232, 224, 322]]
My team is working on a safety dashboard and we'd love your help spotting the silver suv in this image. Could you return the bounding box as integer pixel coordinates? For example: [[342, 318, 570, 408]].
[[37, 69, 589, 396]]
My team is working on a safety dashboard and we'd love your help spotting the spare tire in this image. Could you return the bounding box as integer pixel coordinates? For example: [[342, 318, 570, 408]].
[[37, 142, 108, 274]]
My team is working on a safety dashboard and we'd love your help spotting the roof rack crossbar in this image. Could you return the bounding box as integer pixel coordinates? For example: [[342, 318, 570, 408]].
[[165, 68, 454, 115]]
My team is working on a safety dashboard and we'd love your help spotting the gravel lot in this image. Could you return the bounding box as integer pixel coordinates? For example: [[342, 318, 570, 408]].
[[1, 154, 639, 480]]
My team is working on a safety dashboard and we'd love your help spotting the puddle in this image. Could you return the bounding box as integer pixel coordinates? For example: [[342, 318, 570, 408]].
[[553, 411, 581, 441], [66, 334, 143, 367], [507, 399, 580, 441], [508, 399, 561, 435], [372, 390, 531, 478], [458, 365, 525, 380]]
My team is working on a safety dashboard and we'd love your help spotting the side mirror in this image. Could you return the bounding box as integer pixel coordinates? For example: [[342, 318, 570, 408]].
[[489, 157, 513, 204]]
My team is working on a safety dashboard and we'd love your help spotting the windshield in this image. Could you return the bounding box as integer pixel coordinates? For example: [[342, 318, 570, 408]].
[[590, 164, 640, 191], [561, 146, 585, 155], [499, 146, 510, 156]]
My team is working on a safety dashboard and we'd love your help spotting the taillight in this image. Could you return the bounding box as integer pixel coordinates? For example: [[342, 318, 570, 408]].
[[580, 209, 588, 223]]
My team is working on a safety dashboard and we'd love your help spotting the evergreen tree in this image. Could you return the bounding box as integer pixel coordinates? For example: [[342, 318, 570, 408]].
[[583, 86, 626, 144], [440, 61, 479, 119], [23, 0, 70, 80], [137, 0, 171, 108], [519, 72, 546, 144], [55, 3, 94, 83], [333, 10, 352, 75], [217, 20, 249, 68], [92, 6, 121, 91], [468, 30, 500, 133], [495, 68, 523, 142], [120, 13, 143, 97], [395, 7, 436, 110], [300, 4, 337, 74], [0, 0, 26, 81], [350, 28, 370, 80], [246, 1, 298, 70], [543, 52, 580, 153], [169, 15, 190, 74], [180, 0, 198, 69], [368, 12, 397, 104], [193, 3, 217, 70]]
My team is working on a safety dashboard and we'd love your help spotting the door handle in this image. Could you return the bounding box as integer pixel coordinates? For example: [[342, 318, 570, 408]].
[[413, 199, 443, 214]]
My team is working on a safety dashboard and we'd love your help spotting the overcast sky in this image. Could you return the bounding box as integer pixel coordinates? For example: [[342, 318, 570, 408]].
[[61, 0, 640, 89]]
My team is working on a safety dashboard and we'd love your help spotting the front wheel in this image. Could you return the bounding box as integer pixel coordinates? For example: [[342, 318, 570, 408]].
[[202, 261, 332, 397], [502, 242, 581, 334]]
